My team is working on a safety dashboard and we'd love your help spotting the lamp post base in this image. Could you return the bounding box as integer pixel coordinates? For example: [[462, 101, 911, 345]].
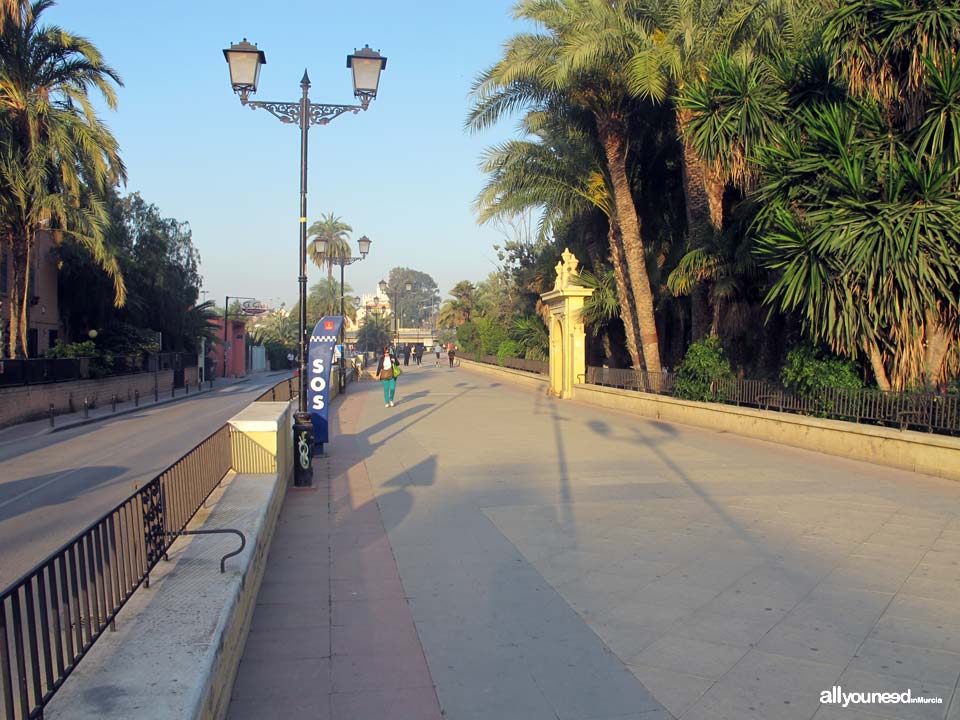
[[292, 411, 313, 486]]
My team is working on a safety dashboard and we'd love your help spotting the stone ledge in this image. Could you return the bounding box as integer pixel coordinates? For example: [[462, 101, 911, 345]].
[[572, 382, 960, 481], [458, 358, 549, 389], [44, 470, 286, 720]]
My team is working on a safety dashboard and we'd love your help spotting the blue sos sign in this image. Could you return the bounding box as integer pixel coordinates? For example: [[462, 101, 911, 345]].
[[307, 316, 342, 446]]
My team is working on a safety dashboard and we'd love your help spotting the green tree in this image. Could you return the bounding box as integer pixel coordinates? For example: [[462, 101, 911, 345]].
[[292, 278, 356, 331], [357, 311, 391, 353], [468, 0, 664, 373], [307, 212, 352, 279], [0, 0, 126, 357]]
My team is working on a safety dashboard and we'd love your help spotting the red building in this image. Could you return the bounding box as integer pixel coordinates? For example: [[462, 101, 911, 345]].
[[209, 318, 247, 378]]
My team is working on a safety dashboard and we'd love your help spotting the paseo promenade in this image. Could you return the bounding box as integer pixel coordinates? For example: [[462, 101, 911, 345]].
[[225, 360, 960, 720]]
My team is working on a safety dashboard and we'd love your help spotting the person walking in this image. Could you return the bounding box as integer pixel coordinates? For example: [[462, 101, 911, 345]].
[[415, 345, 423, 366], [376, 346, 398, 407], [434, 343, 442, 366], [448, 344, 456, 368], [403, 344, 411, 366]]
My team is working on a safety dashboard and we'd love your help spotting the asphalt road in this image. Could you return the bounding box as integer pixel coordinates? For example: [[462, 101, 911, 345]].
[[0, 373, 289, 589]]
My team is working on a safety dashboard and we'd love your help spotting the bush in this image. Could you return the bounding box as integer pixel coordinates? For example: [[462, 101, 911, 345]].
[[456, 321, 481, 356], [780, 345, 863, 415], [496, 339, 522, 365], [476, 317, 509, 356], [44, 340, 112, 378], [674, 336, 733, 401], [43, 340, 97, 359], [780, 345, 863, 397]]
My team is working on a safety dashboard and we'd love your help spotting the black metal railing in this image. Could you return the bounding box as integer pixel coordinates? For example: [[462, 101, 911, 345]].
[[0, 353, 197, 388], [477, 354, 549, 375], [0, 424, 234, 720], [254, 377, 297, 403], [585, 367, 960, 436]]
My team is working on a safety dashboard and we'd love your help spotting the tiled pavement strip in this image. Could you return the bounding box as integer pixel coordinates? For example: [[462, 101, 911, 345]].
[[227, 363, 960, 720]]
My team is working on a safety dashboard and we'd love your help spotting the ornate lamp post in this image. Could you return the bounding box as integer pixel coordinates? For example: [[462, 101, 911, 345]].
[[378, 279, 413, 346], [223, 40, 386, 487], [313, 234, 371, 393]]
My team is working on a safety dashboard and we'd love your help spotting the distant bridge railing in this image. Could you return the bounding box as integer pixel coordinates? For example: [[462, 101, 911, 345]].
[[585, 366, 960, 436]]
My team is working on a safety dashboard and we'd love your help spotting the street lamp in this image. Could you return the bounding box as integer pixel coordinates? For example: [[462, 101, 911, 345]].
[[223, 39, 386, 487], [378, 279, 414, 346], [313, 234, 371, 393]]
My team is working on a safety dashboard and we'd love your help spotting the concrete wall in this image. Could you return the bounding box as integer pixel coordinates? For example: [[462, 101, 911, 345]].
[[0, 369, 174, 428], [229, 402, 293, 480], [458, 357, 549, 391], [572, 382, 960, 482]]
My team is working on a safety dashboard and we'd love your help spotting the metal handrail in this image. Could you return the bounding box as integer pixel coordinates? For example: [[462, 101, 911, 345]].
[[0, 423, 235, 719]]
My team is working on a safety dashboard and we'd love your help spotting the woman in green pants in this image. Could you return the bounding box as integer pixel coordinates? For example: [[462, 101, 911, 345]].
[[376, 346, 398, 407]]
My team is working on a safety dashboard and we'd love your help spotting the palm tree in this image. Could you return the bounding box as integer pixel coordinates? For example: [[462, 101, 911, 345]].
[[0, 0, 126, 357], [296, 278, 356, 330], [307, 212, 352, 279], [474, 105, 645, 369], [468, 0, 663, 373]]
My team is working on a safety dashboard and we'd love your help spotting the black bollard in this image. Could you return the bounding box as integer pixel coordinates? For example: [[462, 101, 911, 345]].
[[185, 381, 189, 395], [83, 397, 89, 418], [154, 382, 159, 402], [135, 389, 140, 407], [112, 393, 117, 412], [49, 403, 55, 427], [171, 383, 175, 398]]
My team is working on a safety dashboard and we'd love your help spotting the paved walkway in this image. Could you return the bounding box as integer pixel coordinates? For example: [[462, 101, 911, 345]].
[[228, 363, 960, 720]]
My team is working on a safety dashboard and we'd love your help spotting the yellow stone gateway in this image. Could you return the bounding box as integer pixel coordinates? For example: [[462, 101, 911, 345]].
[[540, 248, 594, 399]]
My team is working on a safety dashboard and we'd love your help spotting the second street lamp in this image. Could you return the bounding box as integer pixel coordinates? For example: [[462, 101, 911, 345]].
[[223, 39, 386, 486], [313, 234, 371, 394], [378, 279, 414, 346]]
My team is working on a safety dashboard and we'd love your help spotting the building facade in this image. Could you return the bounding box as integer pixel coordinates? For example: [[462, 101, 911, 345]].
[[0, 231, 63, 358]]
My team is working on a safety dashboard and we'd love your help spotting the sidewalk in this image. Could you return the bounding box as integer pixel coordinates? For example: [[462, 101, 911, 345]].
[[0, 373, 269, 447], [226, 362, 960, 720], [226, 368, 441, 720]]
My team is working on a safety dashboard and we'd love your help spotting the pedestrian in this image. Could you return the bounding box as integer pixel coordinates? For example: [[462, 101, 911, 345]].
[[434, 343, 442, 366], [448, 344, 456, 368], [376, 346, 398, 407], [415, 345, 423, 366]]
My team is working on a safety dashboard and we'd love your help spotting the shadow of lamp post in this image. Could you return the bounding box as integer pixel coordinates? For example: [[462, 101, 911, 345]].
[[222, 39, 386, 486]]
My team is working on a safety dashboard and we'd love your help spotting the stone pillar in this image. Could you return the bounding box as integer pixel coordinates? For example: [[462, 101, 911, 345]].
[[540, 248, 594, 399]]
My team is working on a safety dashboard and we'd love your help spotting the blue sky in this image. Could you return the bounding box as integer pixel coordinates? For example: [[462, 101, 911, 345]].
[[47, 0, 525, 309]]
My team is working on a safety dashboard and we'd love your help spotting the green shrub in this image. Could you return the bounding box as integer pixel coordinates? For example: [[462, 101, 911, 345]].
[[781, 345, 863, 396], [476, 317, 509, 356], [44, 340, 112, 377], [456, 321, 480, 356], [674, 336, 733, 402], [780, 345, 863, 415], [496, 339, 522, 365], [43, 340, 97, 359]]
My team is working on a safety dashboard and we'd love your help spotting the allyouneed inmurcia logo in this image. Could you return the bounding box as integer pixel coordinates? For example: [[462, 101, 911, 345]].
[[820, 686, 943, 708]]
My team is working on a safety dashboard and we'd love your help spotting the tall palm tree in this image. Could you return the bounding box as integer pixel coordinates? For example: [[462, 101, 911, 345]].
[[469, 0, 663, 373], [307, 212, 352, 279], [0, 0, 126, 357], [474, 106, 644, 369]]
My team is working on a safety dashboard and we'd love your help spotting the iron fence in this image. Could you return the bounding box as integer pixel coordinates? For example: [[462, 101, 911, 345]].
[[254, 377, 297, 403], [0, 424, 234, 720], [585, 367, 960, 435], [477, 355, 549, 375], [0, 353, 197, 388]]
